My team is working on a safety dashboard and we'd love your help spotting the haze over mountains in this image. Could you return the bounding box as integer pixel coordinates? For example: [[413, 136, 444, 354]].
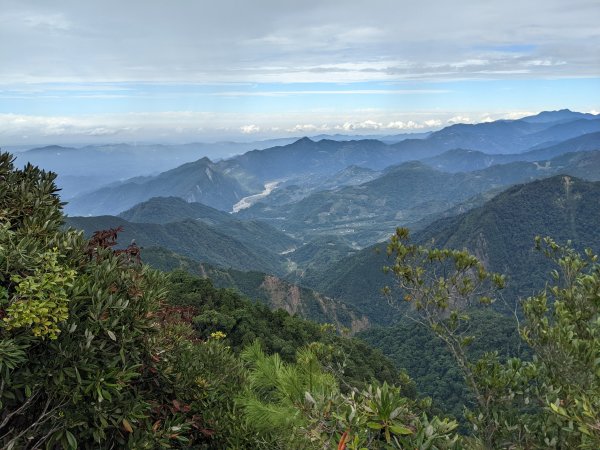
[[33, 109, 594, 329], [57, 109, 599, 219], [7, 108, 600, 446], [13, 139, 300, 200], [12, 132, 429, 201]]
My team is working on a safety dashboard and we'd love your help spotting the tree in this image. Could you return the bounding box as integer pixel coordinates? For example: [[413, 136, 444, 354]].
[[384, 227, 600, 449], [520, 237, 600, 448], [383, 228, 505, 417], [0, 152, 225, 448], [238, 340, 460, 449], [0, 152, 169, 448]]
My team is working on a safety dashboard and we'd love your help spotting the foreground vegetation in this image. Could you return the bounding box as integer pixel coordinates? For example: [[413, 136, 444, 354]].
[[1, 151, 599, 448], [360, 308, 529, 420]]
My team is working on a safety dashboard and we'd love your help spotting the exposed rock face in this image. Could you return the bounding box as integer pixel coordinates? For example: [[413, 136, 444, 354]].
[[260, 275, 302, 314], [259, 275, 369, 334]]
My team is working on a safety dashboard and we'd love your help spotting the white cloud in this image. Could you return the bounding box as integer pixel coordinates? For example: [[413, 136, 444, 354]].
[[386, 121, 421, 130], [503, 111, 536, 120], [240, 124, 260, 134], [336, 120, 384, 131], [333, 118, 446, 132], [447, 116, 472, 124], [423, 119, 442, 127], [0, 109, 591, 145], [286, 124, 330, 132]]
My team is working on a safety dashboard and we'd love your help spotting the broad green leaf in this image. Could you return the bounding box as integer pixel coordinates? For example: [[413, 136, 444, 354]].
[[65, 430, 77, 449], [390, 424, 412, 435], [367, 421, 384, 430]]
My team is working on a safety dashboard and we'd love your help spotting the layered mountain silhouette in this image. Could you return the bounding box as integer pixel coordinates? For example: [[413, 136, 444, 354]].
[[63, 110, 600, 217]]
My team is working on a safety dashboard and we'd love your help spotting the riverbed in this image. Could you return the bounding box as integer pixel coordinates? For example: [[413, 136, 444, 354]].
[[232, 181, 279, 213]]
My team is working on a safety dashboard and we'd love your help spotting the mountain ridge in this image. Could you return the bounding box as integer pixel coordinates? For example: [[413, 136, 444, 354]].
[[65, 215, 289, 275]]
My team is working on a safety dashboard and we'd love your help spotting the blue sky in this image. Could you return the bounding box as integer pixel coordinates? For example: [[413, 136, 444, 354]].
[[2, 79, 599, 116], [1, 0, 599, 144]]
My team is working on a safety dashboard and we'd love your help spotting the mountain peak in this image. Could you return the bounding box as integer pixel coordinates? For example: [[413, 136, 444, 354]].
[[389, 160, 432, 172], [26, 145, 74, 153], [521, 109, 595, 124], [294, 137, 314, 144]]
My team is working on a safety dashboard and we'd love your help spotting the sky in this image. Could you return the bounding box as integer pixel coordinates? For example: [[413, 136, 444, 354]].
[[1, 0, 599, 145]]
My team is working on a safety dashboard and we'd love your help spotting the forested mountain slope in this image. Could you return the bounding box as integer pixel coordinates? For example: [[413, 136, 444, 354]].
[[118, 196, 233, 225], [415, 174, 600, 299], [141, 247, 370, 333], [4, 138, 600, 448], [423, 131, 600, 172], [116, 196, 297, 253], [66, 215, 289, 275], [312, 175, 600, 323], [66, 157, 251, 215], [239, 150, 600, 246], [163, 271, 404, 399], [359, 309, 528, 419]]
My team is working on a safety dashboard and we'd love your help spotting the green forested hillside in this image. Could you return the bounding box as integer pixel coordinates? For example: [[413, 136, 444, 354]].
[[141, 246, 370, 332], [118, 196, 232, 225], [165, 270, 397, 385], [312, 175, 600, 323], [314, 164, 381, 189], [417, 175, 600, 301], [66, 156, 252, 216], [66, 215, 288, 275], [239, 160, 521, 245], [228, 165, 382, 214], [423, 130, 600, 173], [312, 243, 397, 324], [519, 131, 600, 160], [359, 309, 529, 419], [549, 149, 600, 181], [109, 196, 298, 254], [287, 235, 358, 279]]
